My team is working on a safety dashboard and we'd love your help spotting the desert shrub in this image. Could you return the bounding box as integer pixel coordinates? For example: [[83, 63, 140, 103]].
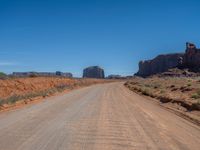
[[159, 96, 172, 103], [191, 89, 200, 99], [180, 86, 186, 90], [197, 99, 200, 104], [6, 95, 21, 104], [130, 81, 138, 85], [141, 89, 150, 96], [171, 87, 178, 91], [160, 90, 165, 94], [124, 82, 129, 86], [170, 85, 175, 88], [48, 88, 57, 94], [133, 87, 138, 91], [0, 72, 7, 79], [38, 91, 48, 97], [153, 84, 161, 89], [144, 84, 151, 88], [141, 88, 156, 98], [0, 91, 48, 106], [29, 73, 38, 78], [0, 99, 5, 106], [137, 87, 142, 92], [197, 89, 200, 95], [191, 93, 199, 99], [55, 84, 68, 92]]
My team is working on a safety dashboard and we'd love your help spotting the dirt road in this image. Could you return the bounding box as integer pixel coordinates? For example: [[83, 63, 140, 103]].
[[0, 82, 199, 150]]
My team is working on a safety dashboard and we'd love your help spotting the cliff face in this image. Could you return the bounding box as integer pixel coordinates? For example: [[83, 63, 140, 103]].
[[136, 53, 184, 77], [136, 42, 200, 77], [182, 42, 200, 72], [83, 66, 105, 79]]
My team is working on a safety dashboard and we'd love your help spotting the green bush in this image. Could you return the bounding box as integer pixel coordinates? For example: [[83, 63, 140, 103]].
[[0, 99, 5, 106], [191, 93, 200, 99], [0, 72, 7, 79], [197, 89, 200, 95], [6, 95, 22, 104]]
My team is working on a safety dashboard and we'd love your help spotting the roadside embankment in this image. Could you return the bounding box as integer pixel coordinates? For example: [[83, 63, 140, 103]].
[[125, 77, 200, 125], [0, 77, 112, 111]]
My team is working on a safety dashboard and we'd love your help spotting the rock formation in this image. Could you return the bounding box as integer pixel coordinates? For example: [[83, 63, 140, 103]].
[[12, 72, 73, 78], [136, 53, 184, 77], [136, 42, 200, 77], [107, 75, 123, 79], [182, 42, 200, 72], [83, 66, 105, 79]]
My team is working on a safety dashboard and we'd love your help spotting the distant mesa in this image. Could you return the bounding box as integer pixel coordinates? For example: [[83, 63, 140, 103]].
[[107, 75, 133, 79], [107, 74, 126, 79], [136, 53, 184, 77], [136, 42, 200, 77], [55, 71, 73, 77], [12, 71, 73, 78], [83, 66, 105, 79]]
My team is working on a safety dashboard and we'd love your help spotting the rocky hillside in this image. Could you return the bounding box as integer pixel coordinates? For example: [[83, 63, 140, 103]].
[[136, 42, 200, 77]]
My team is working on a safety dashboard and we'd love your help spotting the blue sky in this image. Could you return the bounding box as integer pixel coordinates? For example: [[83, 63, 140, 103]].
[[0, 0, 200, 77]]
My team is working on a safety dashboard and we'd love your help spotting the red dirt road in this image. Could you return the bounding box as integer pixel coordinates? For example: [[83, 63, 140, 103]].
[[0, 82, 199, 150]]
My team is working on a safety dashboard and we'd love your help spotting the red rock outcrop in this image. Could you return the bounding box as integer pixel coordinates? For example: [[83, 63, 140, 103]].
[[182, 42, 200, 72], [136, 42, 200, 77]]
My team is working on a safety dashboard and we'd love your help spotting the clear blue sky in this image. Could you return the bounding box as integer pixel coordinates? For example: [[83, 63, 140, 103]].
[[0, 0, 200, 77]]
